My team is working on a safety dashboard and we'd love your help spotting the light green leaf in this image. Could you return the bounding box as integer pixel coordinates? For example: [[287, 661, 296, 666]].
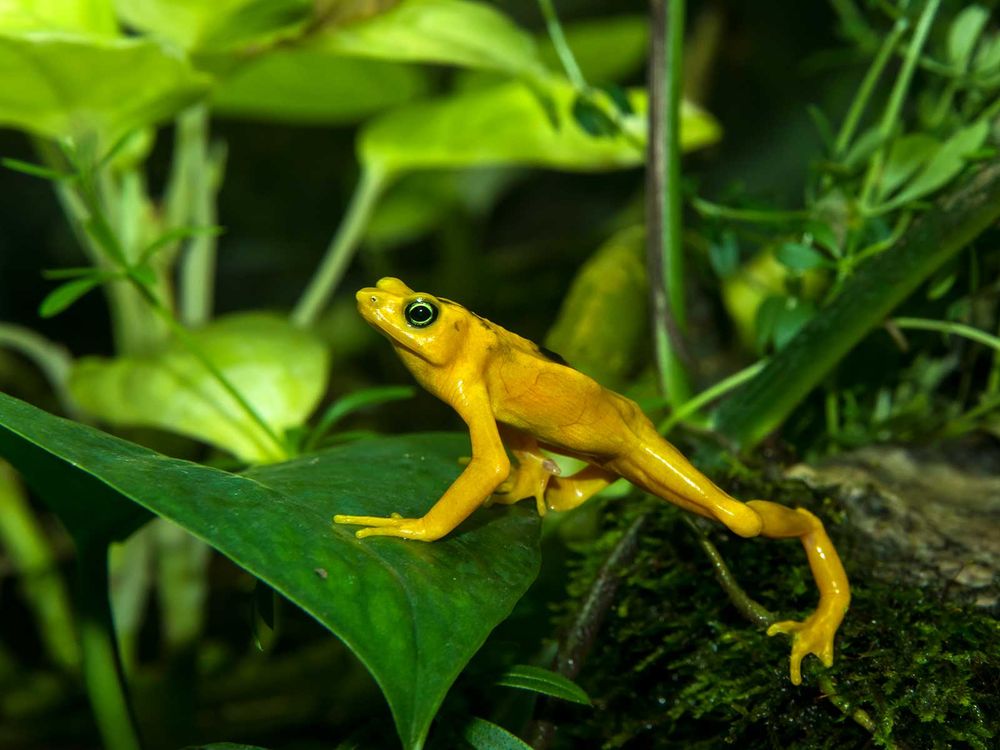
[[114, 0, 311, 51], [68, 312, 329, 463], [881, 119, 989, 210], [316, 0, 544, 78], [0, 392, 540, 750], [212, 51, 429, 124], [462, 717, 533, 750], [360, 78, 720, 175], [948, 5, 989, 68], [495, 664, 591, 705], [0, 32, 210, 144], [878, 133, 940, 200], [0, 0, 116, 35]]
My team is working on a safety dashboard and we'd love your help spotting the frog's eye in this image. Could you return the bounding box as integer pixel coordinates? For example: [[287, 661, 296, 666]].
[[404, 299, 438, 328]]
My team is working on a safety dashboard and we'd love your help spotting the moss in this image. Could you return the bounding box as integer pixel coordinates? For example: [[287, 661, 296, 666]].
[[550, 475, 999, 750]]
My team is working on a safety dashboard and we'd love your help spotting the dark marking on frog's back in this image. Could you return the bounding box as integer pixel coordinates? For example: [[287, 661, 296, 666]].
[[538, 345, 572, 368]]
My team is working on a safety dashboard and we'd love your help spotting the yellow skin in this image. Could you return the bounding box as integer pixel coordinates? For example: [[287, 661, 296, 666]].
[[335, 277, 850, 685]]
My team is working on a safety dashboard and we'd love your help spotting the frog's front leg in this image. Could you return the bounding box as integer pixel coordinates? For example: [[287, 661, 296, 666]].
[[333, 390, 509, 541]]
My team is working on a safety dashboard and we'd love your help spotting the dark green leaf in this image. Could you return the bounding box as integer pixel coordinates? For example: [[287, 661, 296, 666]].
[[878, 133, 940, 200], [1, 157, 76, 181], [571, 94, 619, 138], [462, 717, 533, 750], [185, 744, 272, 750], [775, 242, 828, 271], [754, 295, 784, 354], [0, 392, 541, 750], [804, 221, 840, 256], [709, 231, 740, 277], [38, 276, 105, 318], [599, 83, 634, 116], [772, 298, 817, 350], [495, 664, 591, 705]]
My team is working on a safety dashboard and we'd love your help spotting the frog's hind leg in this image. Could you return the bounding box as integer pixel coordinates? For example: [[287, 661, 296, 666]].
[[490, 426, 561, 516], [491, 426, 616, 515], [616, 433, 850, 685], [745, 500, 850, 685], [545, 465, 617, 512]]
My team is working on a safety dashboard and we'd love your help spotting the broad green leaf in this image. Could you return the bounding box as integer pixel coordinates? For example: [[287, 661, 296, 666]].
[[0, 391, 540, 750], [212, 52, 428, 124], [114, 0, 311, 51], [948, 5, 989, 68], [539, 15, 648, 84], [0, 32, 210, 144], [462, 717, 533, 750], [68, 312, 329, 463], [774, 241, 828, 271], [495, 664, 591, 705], [316, 0, 545, 78], [360, 78, 720, 175], [0, 0, 116, 35], [882, 119, 989, 210]]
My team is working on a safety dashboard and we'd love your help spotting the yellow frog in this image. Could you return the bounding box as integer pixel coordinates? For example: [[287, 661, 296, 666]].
[[334, 277, 850, 684]]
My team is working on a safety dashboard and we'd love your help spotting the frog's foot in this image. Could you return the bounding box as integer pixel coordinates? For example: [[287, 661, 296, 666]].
[[767, 608, 838, 685], [333, 513, 431, 540], [490, 455, 560, 516]]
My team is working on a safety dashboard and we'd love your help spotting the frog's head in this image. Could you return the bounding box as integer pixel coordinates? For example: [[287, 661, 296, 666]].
[[356, 277, 472, 366]]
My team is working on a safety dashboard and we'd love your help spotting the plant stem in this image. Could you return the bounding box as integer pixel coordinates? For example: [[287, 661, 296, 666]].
[[832, 14, 907, 158], [292, 166, 388, 328], [890, 316, 1000, 351], [681, 515, 774, 626], [691, 196, 810, 223], [76, 545, 142, 750], [0, 323, 77, 416], [536, 0, 585, 88], [658, 358, 769, 434], [859, 0, 940, 209], [0, 460, 80, 672], [176, 106, 223, 327], [647, 0, 691, 405], [715, 159, 1000, 447]]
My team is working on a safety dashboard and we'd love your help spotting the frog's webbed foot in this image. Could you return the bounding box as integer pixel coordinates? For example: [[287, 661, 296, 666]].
[[767, 606, 839, 685], [333, 513, 432, 540], [489, 453, 560, 516]]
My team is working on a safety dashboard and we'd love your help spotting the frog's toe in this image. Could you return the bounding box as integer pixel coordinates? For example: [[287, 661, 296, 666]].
[[333, 513, 431, 540], [767, 616, 837, 685]]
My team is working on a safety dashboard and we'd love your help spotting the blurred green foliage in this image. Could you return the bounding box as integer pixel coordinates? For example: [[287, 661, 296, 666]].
[[0, 0, 998, 749]]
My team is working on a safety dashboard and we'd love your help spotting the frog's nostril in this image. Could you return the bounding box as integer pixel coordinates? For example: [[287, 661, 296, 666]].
[[370, 295, 377, 303]]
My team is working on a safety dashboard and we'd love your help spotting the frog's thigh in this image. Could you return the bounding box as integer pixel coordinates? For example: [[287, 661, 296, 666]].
[[545, 465, 616, 512]]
